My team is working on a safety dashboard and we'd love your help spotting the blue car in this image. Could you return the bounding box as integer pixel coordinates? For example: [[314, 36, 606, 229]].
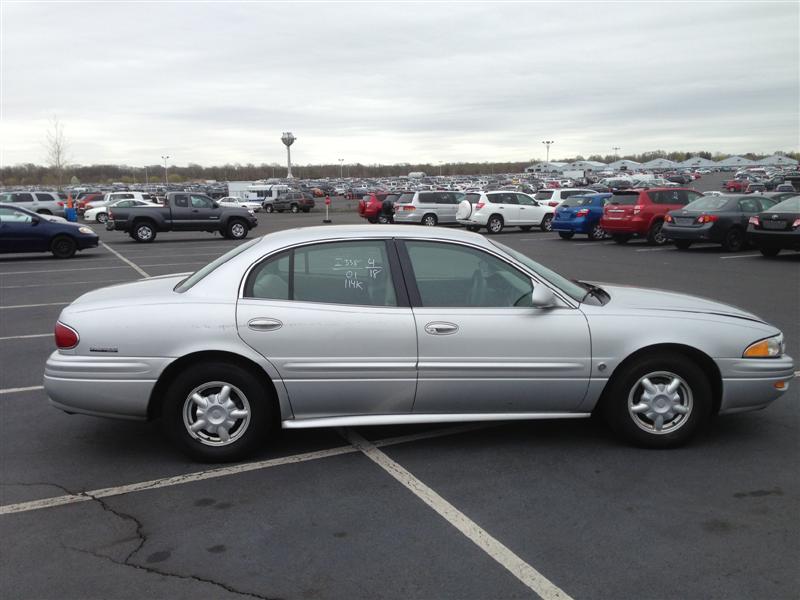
[[551, 193, 611, 240], [0, 203, 99, 258]]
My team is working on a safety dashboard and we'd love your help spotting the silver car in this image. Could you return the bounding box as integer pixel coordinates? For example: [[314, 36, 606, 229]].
[[393, 191, 464, 226], [0, 191, 66, 216], [45, 226, 794, 461]]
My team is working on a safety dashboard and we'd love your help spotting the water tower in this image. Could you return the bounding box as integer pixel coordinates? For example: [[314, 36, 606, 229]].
[[281, 132, 296, 179]]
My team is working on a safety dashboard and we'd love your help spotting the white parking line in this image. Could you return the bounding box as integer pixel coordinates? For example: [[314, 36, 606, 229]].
[[719, 254, 761, 260], [0, 385, 44, 395], [0, 424, 487, 516], [0, 333, 50, 341], [635, 247, 672, 252], [342, 429, 572, 600], [0, 302, 69, 310], [101, 242, 150, 278]]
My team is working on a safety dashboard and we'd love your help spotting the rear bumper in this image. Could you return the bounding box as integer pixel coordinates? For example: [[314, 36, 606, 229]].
[[599, 217, 645, 235], [662, 222, 720, 242], [552, 217, 593, 233], [716, 355, 795, 414], [44, 351, 171, 420], [393, 211, 423, 223]]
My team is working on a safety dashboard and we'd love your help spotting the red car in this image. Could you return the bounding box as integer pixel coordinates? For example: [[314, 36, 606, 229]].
[[600, 188, 703, 245], [724, 177, 754, 193], [358, 192, 399, 223], [76, 193, 105, 215]]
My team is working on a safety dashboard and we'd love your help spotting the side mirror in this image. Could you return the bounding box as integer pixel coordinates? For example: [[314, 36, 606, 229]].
[[212, 202, 219, 209], [31, 216, 41, 225], [530, 283, 557, 308]]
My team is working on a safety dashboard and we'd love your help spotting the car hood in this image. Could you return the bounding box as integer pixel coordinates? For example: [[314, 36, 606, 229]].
[[66, 273, 190, 311], [594, 283, 764, 323]]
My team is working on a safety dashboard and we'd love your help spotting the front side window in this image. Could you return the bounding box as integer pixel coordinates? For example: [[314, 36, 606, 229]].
[[516, 193, 536, 206], [405, 241, 533, 307], [190, 195, 214, 208], [245, 241, 397, 307], [0, 207, 33, 223]]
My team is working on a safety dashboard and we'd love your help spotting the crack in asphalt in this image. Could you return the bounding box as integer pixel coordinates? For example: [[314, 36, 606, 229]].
[[10, 480, 276, 600]]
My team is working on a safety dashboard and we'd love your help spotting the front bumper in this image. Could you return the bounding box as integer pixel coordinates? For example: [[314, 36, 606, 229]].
[[77, 236, 100, 250], [716, 355, 795, 414], [44, 351, 172, 420], [746, 229, 800, 250]]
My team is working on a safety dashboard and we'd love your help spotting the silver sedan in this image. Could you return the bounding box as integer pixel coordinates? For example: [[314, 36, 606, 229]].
[[44, 226, 794, 461]]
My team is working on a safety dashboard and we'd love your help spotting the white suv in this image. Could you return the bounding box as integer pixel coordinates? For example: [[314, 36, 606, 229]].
[[457, 191, 555, 234], [533, 188, 597, 208]]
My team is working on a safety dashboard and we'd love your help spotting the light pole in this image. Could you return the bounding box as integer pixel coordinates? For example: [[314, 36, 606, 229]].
[[144, 166, 149, 185], [338, 158, 344, 178], [161, 155, 170, 185], [281, 132, 296, 179], [612, 146, 621, 161], [439, 161, 443, 177], [541, 141, 554, 171]]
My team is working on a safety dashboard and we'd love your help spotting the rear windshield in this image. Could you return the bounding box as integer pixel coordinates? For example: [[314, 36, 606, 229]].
[[397, 193, 415, 203], [534, 190, 553, 200], [608, 193, 639, 205], [175, 238, 259, 292], [684, 197, 731, 211], [771, 197, 800, 213], [575, 196, 600, 206]]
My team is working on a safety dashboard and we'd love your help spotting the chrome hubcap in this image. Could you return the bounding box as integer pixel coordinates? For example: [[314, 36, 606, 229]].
[[183, 382, 251, 446], [424, 217, 436, 226], [231, 223, 245, 237], [137, 226, 152, 240], [543, 216, 552, 231], [489, 219, 501, 232], [628, 371, 692, 434]]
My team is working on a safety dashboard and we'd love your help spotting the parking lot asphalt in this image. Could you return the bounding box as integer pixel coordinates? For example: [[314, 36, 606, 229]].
[[1, 203, 798, 599]]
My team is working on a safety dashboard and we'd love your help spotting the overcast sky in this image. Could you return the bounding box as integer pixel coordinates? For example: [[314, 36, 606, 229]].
[[2, 1, 798, 168]]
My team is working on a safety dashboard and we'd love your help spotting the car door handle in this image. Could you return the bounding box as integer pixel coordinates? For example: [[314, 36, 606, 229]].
[[424, 322, 459, 335], [248, 318, 283, 332]]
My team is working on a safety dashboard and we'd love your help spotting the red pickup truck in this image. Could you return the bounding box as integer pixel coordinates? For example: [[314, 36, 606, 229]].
[[600, 188, 703, 245], [724, 177, 756, 192]]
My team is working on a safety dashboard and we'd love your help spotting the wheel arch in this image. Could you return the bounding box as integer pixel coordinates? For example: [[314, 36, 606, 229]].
[[595, 343, 722, 415], [147, 350, 284, 424]]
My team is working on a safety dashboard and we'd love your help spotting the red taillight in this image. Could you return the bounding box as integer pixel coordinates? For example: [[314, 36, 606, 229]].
[[633, 205, 642, 214], [401, 205, 416, 211], [548, 201, 559, 207], [748, 216, 760, 226], [696, 214, 719, 224], [475, 202, 485, 209], [55, 322, 79, 349], [57, 201, 65, 207], [665, 214, 673, 223], [575, 209, 589, 217]]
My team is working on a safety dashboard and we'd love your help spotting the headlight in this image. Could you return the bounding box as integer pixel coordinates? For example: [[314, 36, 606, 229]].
[[78, 226, 94, 235], [743, 334, 784, 358], [248, 209, 255, 214]]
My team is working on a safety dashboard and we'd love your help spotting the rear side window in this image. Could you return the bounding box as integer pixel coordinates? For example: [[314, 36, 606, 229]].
[[649, 190, 696, 205], [173, 195, 189, 207], [534, 190, 553, 201], [11, 193, 34, 203], [36, 193, 54, 202], [397, 193, 415, 203]]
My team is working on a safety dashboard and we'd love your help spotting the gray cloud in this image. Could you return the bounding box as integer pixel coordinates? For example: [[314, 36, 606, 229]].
[[3, 2, 798, 167]]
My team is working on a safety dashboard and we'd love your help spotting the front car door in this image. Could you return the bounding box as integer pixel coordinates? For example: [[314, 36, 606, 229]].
[[237, 239, 417, 420], [0, 207, 44, 252], [515, 193, 544, 225], [399, 239, 592, 414], [188, 194, 221, 229]]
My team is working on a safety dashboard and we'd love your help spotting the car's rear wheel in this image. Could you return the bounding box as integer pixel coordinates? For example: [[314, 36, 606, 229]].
[[162, 362, 275, 462], [602, 354, 711, 448], [612, 234, 631, 244], [290, 204, 299, 214], [132, 221, 156, 243], [226, 219, 248, 240], [486, 215, 503, 234], [558, 231, 574, 239], [421, 213, 438, 227], [721, 227, 744, 252], [540, 214, 553, 232], [378, 214, 391, 224], [265, 205, 274, 213], [647, 220, 667, 245], [50, 235, 77, 259], [588, 223, 605, 240], [674, 240, 692, 250], [96, 212, 108, 224], [759, 246, 781, 257]]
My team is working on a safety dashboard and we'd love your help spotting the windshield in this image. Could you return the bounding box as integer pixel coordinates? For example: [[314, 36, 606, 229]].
[[175, 238, 259, 292], [684, 196, 731, 211], [489, 241, 587, 302], [770, 197, 800, 212]]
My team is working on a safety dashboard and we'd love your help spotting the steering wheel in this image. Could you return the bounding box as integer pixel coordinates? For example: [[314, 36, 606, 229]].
[[469, 270, 486, 306]]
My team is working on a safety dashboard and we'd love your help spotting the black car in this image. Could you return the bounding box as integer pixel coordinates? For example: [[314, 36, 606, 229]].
[[662, 194, 776, 252], [746, 196, 800, 257], [0, 203, 99, 258]]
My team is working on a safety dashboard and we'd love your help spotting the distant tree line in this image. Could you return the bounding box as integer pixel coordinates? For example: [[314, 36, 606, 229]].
[[2, 150, 798, 187]]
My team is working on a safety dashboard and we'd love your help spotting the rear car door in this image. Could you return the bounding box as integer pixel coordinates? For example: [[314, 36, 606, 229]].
[[237, 239, 418, 419], [400, 240, 591, 414]]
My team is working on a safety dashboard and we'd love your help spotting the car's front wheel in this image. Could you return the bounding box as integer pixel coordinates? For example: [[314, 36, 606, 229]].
[[50, 235, 77, 259], [290, 204, 299, 214], [647, 220, 667, 245], [602, 354, 711, 448], [162, 362, 275, 462], [96, 212, 108, 224], [265, 205, 274, 213], [588, 223, 605, 240], [226, 219, 248, 240], [721, 227, 744, 252], [540, 214, 553, 232]]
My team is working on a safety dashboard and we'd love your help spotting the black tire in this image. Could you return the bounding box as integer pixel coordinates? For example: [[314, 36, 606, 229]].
[[601, 353, 712, 449], [96, 212, 108, 224], [558, 231, 575, 240], [721, 227, 744, 252], [520, 225, 532, 232], [612, 234, 631, 245], [50, 235, 77, 259], [265, 205, 274, 213], [132, 221, 157, 243], [540, 214, 553, 232], [162, 362, 275, 462], [37, 209, 52, 215], [588, 223, 605, 241], [759, 246, 780, 257], [378, 214, 391, 224], [290, 204, 299, 214], [421, 213, 438, 227], [226, 219, 248, 240], [486, 215, 503, 234], [674, 240, 692, 250], [646, 220, 667, 245]]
